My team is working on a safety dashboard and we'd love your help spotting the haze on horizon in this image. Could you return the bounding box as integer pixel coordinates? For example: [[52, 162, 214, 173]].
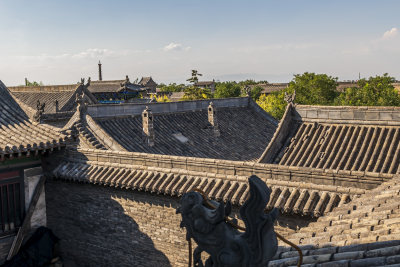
[[0, 0, 399, 86]]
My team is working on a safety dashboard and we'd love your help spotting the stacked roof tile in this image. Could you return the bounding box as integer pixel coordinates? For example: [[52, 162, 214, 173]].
[[66, 97, 278, 161], [260, 104, 400, 175], [267, 175, 400, 266], [9, 83, 97, 114], [52, 152, 365, 217], [0, 81, 68, 158], [95, 107, 276, 160]]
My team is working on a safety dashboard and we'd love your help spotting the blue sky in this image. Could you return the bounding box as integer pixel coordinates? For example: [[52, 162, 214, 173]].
[[0, 0, 399, 85]]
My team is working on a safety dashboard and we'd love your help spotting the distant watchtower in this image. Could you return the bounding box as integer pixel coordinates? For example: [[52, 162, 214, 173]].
[[98, 61, 102, 81]]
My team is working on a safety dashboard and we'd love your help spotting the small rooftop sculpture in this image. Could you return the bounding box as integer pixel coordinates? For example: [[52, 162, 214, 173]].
[[33, 100, 45, 122], [284, 90, 296, 104], [76, 89, 88, 119], [177, 175, 278, 267]]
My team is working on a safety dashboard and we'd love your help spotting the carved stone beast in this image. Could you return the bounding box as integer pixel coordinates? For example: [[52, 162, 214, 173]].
[[177, 175, 278, 267]]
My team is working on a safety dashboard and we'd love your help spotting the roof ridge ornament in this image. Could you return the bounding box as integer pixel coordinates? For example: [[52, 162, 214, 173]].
[[33, 100, 45, 123], [177, 175, 278, 267], [244, 85, 251, 97], [76, 87, 88, 119], [284, 90, 296, 105]]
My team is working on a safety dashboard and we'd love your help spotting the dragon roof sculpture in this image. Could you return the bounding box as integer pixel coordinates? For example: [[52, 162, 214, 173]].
[[177, 175, 278, 267]]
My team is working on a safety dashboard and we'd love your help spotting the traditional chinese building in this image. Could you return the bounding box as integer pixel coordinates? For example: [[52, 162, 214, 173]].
[[0, 81, 68, 264], [1, 78, 400, 266], [139, 76, 158, 94]]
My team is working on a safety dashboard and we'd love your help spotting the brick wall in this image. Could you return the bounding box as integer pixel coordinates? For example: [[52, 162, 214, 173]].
[[45, 180, 310, 267], [46, 180, 185, 267]]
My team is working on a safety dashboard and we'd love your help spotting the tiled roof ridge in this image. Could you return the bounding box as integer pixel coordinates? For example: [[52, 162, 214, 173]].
[[66, 148, 390, 190], [61, 108, 121, 150], [73, 116, 107, 150], [84, 114, 125, 150], [8, 84, 79, 92], [0, 81, 70, 158], [248, 97, 278, 126], [90, 80, 124, 84], [10, 83, 98, 114], [87, 96, 248, 109], [297, 104, 400, 110], [52, 159, 362, 217], [258, 103, 294, 163], [8, 91, 37, 119], [60, 157, 366, 194], [295, 104, 400, 125], [61, 84, 98, 112]]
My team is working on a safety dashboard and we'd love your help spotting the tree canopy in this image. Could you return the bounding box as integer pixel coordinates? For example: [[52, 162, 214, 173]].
[[158, 83, 185, 92], [214, 82, 241, 98], [256, 90, 287, 120], [182, 86, 211, 100], [287, 72, 338, 105], [24, 79, 43, 86], [335, 74, 400, 106], [186, 70, 202, 84]]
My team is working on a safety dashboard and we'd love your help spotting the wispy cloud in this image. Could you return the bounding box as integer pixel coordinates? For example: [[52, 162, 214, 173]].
[[163, 42, 191, 52], [15, 48, 150, 61], [72, 48, 114, 58], [382, 27, 398, 40], [231, 43, 320, 53]]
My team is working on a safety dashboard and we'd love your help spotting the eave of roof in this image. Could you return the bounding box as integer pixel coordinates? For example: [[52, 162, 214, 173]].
[[0, 81, 70, 158], [52, 157, 365, 217]]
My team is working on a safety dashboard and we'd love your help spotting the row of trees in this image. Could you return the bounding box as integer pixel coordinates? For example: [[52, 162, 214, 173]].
[[156, 70, 400, 119], [158, 70, 266, 101], [257, 73, 400, 119]]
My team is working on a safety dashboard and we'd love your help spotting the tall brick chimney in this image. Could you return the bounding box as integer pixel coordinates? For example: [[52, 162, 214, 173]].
[[98, 61, 102, 81], [142, 106, 154, 146], [208, 102, 220, 137]]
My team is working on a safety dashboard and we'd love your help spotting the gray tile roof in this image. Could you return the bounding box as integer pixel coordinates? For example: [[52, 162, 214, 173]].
[[88, 101, 277, 161], [88, 80, 143, 93], [138, 77, 156, 86], [52, 151, 365, 217], [9, 83, 98, 113], [284, 175, 400, 248], [269, 239, 400, 266], [12, 91, 76, 113], [260, 104, 400, 175], [0, 81, 68, 158]]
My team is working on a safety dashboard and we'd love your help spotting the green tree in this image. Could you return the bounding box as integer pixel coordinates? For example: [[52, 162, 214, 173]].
[[153, 95, 171, 102], [182, 86, 211, 100], [288, 72, 338, 105], [249, 85, 263, 100], [238, 79, 258, 87], [335, 74, 400, 106], [25, 79, 43, 86], [186, 70, 202, 84], [183, 70, 212, 100], [158, 83, 186, 92], [256, 90, 287, 120], [214, 82, 241, 98], [256, 72, 338, 119]]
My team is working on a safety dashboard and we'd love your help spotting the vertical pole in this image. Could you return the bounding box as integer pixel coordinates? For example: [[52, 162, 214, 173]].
[[98, 61, 103, 81]]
